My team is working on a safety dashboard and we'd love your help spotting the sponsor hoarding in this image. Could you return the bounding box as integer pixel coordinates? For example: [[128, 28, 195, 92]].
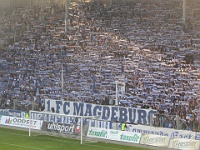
[[140, 134, 170, 147], [41, 121, 81, 135], [119, 131, 141, 143], [87, 127, 141, 143], [168, 138, 200, 150], [87, 127, 107, 139], [121, 124, 196, 139], [0, 116, 41, 130]]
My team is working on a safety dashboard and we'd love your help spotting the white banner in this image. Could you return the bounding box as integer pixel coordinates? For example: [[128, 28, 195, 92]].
[[168, 138, 200, 150], [0, 116, 42, 130], [140, 134, 170, 147], [87, 127, 141, 144], [122, 124, 196, 139], [45, 99, 157, 125]]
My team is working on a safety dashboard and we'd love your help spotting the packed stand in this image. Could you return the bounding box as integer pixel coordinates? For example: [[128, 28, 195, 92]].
[[0, 0, 200, 131]]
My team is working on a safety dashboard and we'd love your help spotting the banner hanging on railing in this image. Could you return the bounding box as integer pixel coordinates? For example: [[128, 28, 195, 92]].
[[0, 109, 26, 118], [45, 99, 157, 125]]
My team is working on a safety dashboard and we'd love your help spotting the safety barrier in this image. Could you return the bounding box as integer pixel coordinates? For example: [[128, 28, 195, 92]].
[[86, 126, 200, 150]]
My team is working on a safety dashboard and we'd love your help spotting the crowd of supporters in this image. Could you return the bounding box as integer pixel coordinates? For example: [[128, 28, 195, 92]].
[[0, 0, 200, 131]]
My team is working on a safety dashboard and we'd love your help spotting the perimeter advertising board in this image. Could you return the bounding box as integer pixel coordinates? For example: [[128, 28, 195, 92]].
[[140, 134, 170, 147], [41, 121, 81, 135], [120, 124, 196, 139], [87, 127, 141, 144], [168, 138, 200, 150], [0, 116, 41, 130]]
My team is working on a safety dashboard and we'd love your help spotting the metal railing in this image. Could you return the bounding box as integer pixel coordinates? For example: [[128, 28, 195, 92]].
[[150, 113, 200, 132]]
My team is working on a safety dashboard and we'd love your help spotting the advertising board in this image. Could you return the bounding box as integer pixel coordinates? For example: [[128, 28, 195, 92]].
[[0, 116, 41, 130], [41, 121, 81, 135], [140, 134, 170, 147], [87, 127, 107, 139], [119, 131, 141, 143], [120, 124, 196, 139], [168, 138, 200, 150], [87, 127, 141, 143]]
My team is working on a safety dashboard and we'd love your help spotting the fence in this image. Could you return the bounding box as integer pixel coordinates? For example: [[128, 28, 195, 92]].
[[1, 100, 200, 132], [151, 113, 200, 132]]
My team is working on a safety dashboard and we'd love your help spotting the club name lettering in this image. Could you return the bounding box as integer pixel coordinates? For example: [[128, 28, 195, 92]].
[[45, 100, 157, 124]]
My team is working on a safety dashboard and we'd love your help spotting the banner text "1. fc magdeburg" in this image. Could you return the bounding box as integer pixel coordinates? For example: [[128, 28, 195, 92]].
[[45, 99, 157, 125]]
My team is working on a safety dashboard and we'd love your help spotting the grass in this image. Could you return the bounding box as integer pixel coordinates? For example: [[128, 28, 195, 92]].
[[0, 127, 149, 150]]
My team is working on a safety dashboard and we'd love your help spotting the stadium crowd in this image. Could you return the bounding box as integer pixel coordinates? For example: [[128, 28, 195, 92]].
[[0, 0, 200, 131]]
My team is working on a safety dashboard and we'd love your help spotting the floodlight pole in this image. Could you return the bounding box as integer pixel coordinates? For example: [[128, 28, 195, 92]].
[[65, 0, 69, 34]]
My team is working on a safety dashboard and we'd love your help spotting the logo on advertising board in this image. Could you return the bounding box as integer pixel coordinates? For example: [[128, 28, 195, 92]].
[[143, 137, 166, 144], [169, 138, 200, 150], [88, 128, 107, 138], [0, 116, 41, 130], [5, 118, 12, 124], [75, 126, 80, 134], [120, 133, 140, 143], [140, 134, 170, 147], [4, 117, 37, 126], [106, 129, 119, 141], [110, 130, 118, 135], [42, 122, 81, 135]]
